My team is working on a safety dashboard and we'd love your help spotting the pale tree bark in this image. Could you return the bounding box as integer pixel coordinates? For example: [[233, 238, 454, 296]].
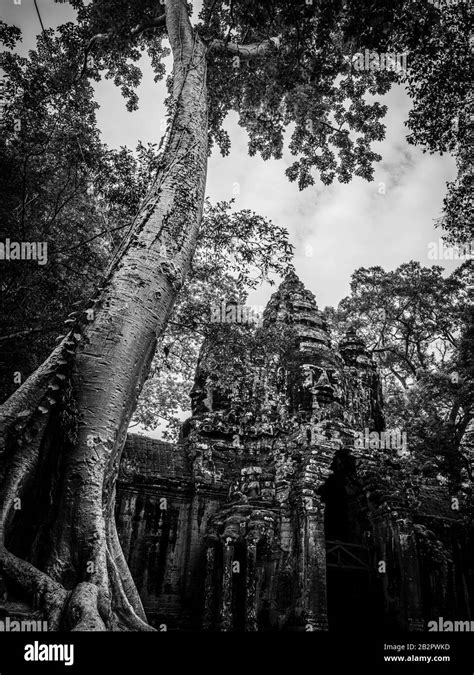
[[0, 0, 208, 631]]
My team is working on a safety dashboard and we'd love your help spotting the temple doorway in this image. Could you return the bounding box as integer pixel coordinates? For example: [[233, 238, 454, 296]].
[[320, 457, 384, 631]]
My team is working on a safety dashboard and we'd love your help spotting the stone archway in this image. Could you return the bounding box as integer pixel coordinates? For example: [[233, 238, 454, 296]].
[[319, 452, 385, 632]]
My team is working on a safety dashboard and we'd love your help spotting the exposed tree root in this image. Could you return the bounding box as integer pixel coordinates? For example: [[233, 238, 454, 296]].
[[0, 426, 155, 631], [0, 545, 68, 630], [106, 493, 148, 622], [64, 582, 106, 631], [0, 541, 156, 631], [106, 541, 156, 632]]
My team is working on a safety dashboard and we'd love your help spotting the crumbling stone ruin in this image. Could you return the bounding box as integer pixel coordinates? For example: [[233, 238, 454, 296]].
[[116, 273, 473, 631]]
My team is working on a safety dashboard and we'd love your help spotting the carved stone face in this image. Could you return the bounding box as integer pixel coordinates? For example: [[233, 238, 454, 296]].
[[190, 376, 209, 414], [312, 366, 341, 405], [190, 352, 220, 414], [300, 350, 343, 407]]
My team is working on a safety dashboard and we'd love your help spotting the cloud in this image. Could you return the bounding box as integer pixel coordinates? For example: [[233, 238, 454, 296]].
[[205, 86, 457, 309]]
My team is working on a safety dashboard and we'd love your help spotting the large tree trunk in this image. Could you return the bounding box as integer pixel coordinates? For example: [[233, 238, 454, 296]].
[[0, 0, 208, 631]]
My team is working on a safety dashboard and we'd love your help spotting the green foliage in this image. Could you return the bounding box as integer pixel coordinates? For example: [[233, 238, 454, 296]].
[[200, 0, 396, 187], [336, 261, 472, 480], [58, 0, 471, 237], [388, 0, 472, 247], [0, 25, 107, 401], [440, 170, 473, 248], [392, 0, 471, 156], [337, 262, 468, 382]]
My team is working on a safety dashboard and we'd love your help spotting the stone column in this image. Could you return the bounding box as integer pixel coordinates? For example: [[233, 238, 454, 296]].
[[396, 516, 424, 630], [245, 540, 259, 631], [219, 542, 234, 631], [203, 545, 216, 630], [301, 497, 328, 631], [372, 510, 424, 630]]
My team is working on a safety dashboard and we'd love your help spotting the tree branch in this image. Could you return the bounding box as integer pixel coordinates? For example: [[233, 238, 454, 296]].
[[0, 328, 44, 343], [77, 14, 167, 81], [130, 14, 167, 38], [388, 367, 408, 390], [372, 346, 418, 376], [210, 36, 280, 59]]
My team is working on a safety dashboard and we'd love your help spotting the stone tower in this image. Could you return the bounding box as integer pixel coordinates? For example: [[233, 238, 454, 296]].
[[180, 272, 386, 630], [115, 273, 473, 631]]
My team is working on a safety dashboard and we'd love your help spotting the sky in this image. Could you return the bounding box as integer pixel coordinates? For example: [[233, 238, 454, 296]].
[[1, 0, 460, 312]]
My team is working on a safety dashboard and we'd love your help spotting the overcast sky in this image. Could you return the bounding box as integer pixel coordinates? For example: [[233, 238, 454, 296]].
[[2, 0, 460, 311]]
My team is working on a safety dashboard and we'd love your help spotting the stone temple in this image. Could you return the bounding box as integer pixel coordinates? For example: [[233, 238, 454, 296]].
[[116, 273, 473, 631]]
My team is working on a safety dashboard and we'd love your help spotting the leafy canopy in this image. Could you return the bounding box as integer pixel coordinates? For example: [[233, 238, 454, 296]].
[[333, 261, 472, 483], [3, 1, 469, 226]]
